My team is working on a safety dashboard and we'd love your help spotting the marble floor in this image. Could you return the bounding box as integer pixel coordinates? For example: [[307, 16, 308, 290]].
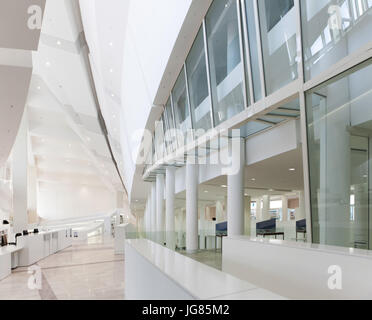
[[0, 235, 125, 300], [179, 249, 222, 271]]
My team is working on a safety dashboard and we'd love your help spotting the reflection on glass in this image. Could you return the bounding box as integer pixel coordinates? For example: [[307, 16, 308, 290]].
[[306, 61, 372, 249], [164, 99, 176, 153], [258, 0, 298, 94], [186, 27, 212, 131], [244, 0, 262, 101], [172, 67, 192, 145], [301, 0, 372, 80], [154, 118, 165, 161], [205, 0, 245, 126]]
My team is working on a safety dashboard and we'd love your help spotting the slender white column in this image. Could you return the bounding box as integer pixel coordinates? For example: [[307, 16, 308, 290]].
[[12, 109, 28, 233], [262, 195, 270, 221], [297, 191, 306, 220], [186, 160, 198, 253], [156, 174, 165, 245], [165, 167, 175, 250], [256, 197, 262, 221], [282, 196, 288, 222], [199, 204, 206, 250], [244, 196, 251, 236], [216, 201, 224, 222], [227, 138, 245, 236], [151, 182, 156, 241]]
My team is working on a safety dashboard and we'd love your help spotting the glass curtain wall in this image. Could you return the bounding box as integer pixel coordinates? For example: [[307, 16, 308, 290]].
[[244, 0, 263, 101], [301, 0, 372, 81], [186, 27, 213, 131], [172, 67, 192, 146], [306, 60, 372, 249], [205, 0, 246, 126], [258, 0, 298, 94], [164, 99, 176, 154]]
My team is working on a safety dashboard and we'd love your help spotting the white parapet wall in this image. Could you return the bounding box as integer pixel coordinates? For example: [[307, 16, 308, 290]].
[[125, 239, 285, 300], [222, 236, 372, 299]]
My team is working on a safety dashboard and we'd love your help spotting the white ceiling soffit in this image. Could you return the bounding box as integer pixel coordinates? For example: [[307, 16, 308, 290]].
[[0, 0, 46, 167], [27, 0, 124, 191]]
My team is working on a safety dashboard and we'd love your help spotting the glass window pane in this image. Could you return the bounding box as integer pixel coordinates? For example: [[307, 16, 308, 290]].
[[186, 27, 212, 131], [306, 61, 372, 249], [154, 118, 165, 160], [258, 0, 298, 94], [172, 67, 192, 142], [205, 0, 245, 126], [301, 0, 372, 81], [244, 0, 263, 101]]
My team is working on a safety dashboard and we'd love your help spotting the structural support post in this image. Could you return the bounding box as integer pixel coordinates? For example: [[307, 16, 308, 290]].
[[151, 182, 156, 242], [12, 109, 28, 234], [244, 196, 251, 236], [156, 174, 165, 245], [186, 158, 198, 253], [227, 137, 245, 236], [165, 167, 175, 250], [262, 195, 270, 221], [282, 196, 288, 222]]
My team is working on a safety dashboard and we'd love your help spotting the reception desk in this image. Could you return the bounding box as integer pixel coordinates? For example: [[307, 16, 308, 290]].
[[0, 242, 24, 280], [18, 229, 72, 267], [125, 239, 284, 300], [0, 228, 72, 281]]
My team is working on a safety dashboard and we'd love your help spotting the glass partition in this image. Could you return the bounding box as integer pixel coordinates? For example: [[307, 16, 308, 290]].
[[172, 67, 192, 145], [164, 99, 176, 153], [244, 0, 263, 101], [258, 0, 298, 94], [301, 0, 372, 81], [154, 118, 165, 161], [306, 60, 372, 249], [205, 0, 245, 126], [186, 27, 213, 131]]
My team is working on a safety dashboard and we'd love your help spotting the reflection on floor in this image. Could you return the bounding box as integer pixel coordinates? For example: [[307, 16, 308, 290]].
[[179, 249, 222, 271], [0, 235, 125, 300]]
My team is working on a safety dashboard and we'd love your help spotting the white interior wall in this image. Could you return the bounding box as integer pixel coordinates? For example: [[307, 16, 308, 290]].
[[37, 181, 116, 221]]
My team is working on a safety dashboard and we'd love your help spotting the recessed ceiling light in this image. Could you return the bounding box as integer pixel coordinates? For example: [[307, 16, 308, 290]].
[[289, 168, 296, 171], [109, 68, 114, 73], [37, 86, 41, 90], [109, 42, 113, 47], [204, 190, 209, 193], [57, 40, 61, 46], [221, 185, 227, 188], [45, 61, 51, 67], [251, 178, 256, 181]]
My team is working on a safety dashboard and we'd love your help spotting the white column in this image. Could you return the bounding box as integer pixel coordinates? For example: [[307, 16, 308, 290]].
[[262, 195, 270, 221], [297, 191, 306, 221], [199, 204, 206, 250], [256, 197, 262, 221], [12, 109, 28, 234], [165, 167, 175, 250], [186, 160, 198, 253], [151, 182, 156, 241], [227, 137, 245, 236], [156, 174, 165, 245], [244, 196, 251, 236], [282, 196, 288, 222], [216, 201, 224, 222]]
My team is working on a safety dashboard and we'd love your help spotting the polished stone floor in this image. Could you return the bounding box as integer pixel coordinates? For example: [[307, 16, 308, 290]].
[[179, 249, 222, 271], [0, 235, 125, 300]]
